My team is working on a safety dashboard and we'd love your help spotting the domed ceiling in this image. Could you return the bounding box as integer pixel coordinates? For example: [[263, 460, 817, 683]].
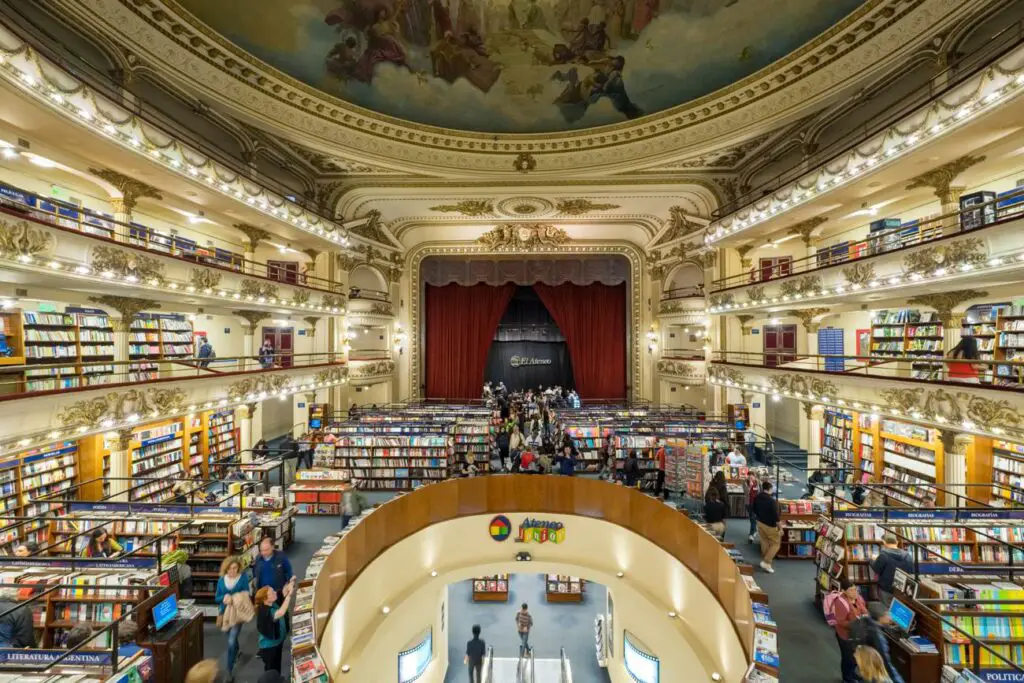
[[176, 0, 866, 134]]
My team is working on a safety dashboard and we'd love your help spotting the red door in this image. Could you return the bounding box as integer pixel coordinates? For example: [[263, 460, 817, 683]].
[[759, 257, 793, 282], [267, 260, 299, 284], [763, 324, 797, 367], [260, 326, 295, 368]]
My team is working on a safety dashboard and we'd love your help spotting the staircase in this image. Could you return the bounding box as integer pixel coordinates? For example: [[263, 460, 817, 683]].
[[482, 647, 572, 683]]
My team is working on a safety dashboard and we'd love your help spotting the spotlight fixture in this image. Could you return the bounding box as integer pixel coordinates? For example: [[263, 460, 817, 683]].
[[381, 606, 390, 615], [616, 572, 624, 578], [430, 570, 438, 577], [667, 611, 677, 618], [712, 674, 722, 682], [515, 551, 532, 562], [341, 665, 351, 673]]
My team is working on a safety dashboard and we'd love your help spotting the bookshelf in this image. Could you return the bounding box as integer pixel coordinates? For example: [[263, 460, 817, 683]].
[[665, 438, 706, 498], [0, 440, 81, 554], [778, 500, 829, 560], [991, 439, 1024, 505], [879, 420, 941, 508], [565, 423, 610, 473], [962, 305, 1003, 384], [546, 574, 585, 603], [995, 305, 1024, 387], [207, 410, 237, 474], [130, 420, 185, 502], [855, 413, 877, 484], [0, 309, 25, 366], [292, 581, 328, 682], [332, 434, 449, 491], [472, 574, 510, 602], [159, 316, 194, 359], [288, 470, 350, 515], [188, 415, 203, 478], [129, 316, 161, 381], [822, 409, 854, 472], [870, 310, 943, 378], [612, 432, 662, 490], [74, 311, 115, 386], [452, 419, 493, 474]]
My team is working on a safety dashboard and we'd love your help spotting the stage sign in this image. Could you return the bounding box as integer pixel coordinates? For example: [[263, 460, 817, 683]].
[[510, 355, 552, 367]]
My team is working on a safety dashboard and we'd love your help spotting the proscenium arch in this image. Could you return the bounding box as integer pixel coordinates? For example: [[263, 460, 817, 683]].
[[308, 476, 756, 682]]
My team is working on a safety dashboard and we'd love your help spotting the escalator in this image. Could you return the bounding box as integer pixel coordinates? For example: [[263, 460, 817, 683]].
[[485, 647, 568, 683]]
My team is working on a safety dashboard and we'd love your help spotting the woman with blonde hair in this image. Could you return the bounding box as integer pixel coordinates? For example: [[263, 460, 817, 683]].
[[185, 659, 220, 683], [855, 645, 893, 682], [215, 556, 251, 681]]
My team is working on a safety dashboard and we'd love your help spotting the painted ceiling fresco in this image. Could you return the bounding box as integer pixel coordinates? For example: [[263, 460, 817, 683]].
[[177, 0, 866, 134]]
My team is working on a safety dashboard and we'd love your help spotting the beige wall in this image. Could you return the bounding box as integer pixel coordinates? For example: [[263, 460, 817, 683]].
[[320, 514, 747, 683]]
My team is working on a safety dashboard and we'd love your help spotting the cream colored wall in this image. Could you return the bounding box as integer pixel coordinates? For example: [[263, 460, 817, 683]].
[[766, 395, 801, 446], [319, 514, 748, 683]]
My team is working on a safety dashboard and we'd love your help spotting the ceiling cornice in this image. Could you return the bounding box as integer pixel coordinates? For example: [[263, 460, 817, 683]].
[[44, 0, 981, 176]]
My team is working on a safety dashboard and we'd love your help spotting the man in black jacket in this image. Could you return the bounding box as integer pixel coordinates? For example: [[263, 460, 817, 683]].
[[871, 533, 914, 605], [465, 624, 486, 683], [752, 481, 781, 574], [0, 588, 36, 648]]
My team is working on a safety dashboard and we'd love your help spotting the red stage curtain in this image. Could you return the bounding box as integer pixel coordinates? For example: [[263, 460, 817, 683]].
[[533, 283, 626, 400], [425, 283, 516, 400]]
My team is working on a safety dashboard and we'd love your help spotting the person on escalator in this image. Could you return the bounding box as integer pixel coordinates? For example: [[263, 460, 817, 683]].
[[465, 624, 486, 683]]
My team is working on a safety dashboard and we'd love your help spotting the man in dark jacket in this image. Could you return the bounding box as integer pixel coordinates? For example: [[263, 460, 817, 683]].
[[0, 588, 36, 648], [871, 533, 914, 605], [752, 481, 781, 574], [254, 536, 293, 622], [622, 452, 640, 487]]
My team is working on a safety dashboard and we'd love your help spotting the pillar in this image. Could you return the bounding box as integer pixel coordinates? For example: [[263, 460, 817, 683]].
[[109, 198, 132, 242], [234, 310, 270, 370], [236, 403, 255, 461], [905, 155, 986, 234], [87, 169, 162, 243], [234, 225, 271, 275], [111, 316, 129, 379], [940, 430, 971, 508], [803, 403, 823, 471], [107, 429, 132, 500]]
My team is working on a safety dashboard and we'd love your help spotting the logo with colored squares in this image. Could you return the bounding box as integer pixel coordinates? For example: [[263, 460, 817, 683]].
[[515, 518, 566, 544], [489, 515, 512, 542]]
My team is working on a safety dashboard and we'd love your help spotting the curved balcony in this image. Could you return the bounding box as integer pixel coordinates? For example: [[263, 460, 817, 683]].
[[0, 184, 347, 298], [656, 356, 706, 385], [310, 476, 754, 682], [708, 18, 1024, 222], [658, 286, 707, 320], [710, 188, 1024, 295], [0, 352, 345, 401]]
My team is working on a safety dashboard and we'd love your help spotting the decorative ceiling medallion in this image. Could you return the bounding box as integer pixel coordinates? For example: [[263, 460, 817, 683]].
[[477, 224, 569, 251], [496, 197, 555, 218]]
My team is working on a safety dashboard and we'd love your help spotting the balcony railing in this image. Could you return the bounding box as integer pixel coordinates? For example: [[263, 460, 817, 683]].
[[0, 183, 345, 294], [347, 349, 392, 361], [712, 350, 1024, 392], [660, 285, 705, 301], [710, 16, 1024, 218], [710, 186, 1024, 292], [348, 286, 390, 303], [0, 352, 344, 401]]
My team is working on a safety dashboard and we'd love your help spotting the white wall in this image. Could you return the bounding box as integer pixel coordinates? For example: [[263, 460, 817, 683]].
[[766, 395, 800, 446], [319, 514, 748, 683], [260, 397, 294, 441]]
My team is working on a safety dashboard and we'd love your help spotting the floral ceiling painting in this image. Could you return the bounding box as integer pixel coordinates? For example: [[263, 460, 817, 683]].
[[176, 0, 865, 133]]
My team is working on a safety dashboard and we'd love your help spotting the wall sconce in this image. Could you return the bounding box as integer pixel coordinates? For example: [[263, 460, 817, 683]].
[[646, 327, 658, 354], [393, 323, 408, 355]]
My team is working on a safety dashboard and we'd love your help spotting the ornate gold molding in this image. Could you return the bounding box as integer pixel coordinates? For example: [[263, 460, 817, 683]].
[[232, 309, 271, 334], [657, 360, 704, 381], [227, 374, 292, 401], [0, 217, 55, 259], [88, 296, 160, 325], [879, 387, 1020, 430], [349, 210, 394, 246], [58, 388, 187, 428], [652, 207, 703, 248], [784, 307, 830, 333], [234, 224, 271, 252], [91, 246, 165, 283], [302, 316, 321, 337], [87, 168, 162, 212], [316, 366, 349, 384], [906, 289, 988, 326], [555, 199, 620, 216], [322, 295, 346, 311], [767, 374, 838, 398], [788, 217, 828, 246], [429, 200, 495, 216], [905, 154, 987, 203], [477, 224, 569, 252], [240, 279, 280, 300], [902, 238, 986, 275], [842, 262, 876, 287], [351, 360, 396, 378], [189, 268, 222, 292], [779, 276, 823, 299], [292, 289, 311, 306]]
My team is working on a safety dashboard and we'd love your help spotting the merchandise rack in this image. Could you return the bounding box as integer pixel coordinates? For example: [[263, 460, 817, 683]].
[[777, 499, 829, 560], [546, 574, 585, 603], [472, 574, 510, 602], [288, 470, 350, 515]]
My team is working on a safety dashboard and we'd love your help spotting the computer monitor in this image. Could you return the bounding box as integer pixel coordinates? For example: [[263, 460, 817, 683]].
[[888, 597, 915, 633], [152, 593, 179, 631]]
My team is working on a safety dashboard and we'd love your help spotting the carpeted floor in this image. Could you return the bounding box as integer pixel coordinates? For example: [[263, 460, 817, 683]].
[[442, 572, 611, 683]]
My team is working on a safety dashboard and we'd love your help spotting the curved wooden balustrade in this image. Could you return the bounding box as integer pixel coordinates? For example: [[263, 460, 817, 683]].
[[310, 476, 755, 678]]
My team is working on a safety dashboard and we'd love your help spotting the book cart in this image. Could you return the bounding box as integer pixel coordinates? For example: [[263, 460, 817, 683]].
[[472, 574, 510, 602]]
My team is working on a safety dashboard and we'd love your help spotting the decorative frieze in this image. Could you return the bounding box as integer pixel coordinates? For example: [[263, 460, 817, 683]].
[[351, 360, 396, 378], [227, 375, 293, 402], [901, 238, 986, 276], [240, 279, 280, 300], [0, 217, 55, 259], [91, 246, 165, 283], [429, 200, 495, 216], [58, 388, 188, 428], [477, 224, 569, 251], [555, 199, 620, 216], [189, 268, 222, 292]]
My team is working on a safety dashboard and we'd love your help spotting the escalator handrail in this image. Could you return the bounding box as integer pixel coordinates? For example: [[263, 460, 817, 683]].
[[482, 645, 494, 683]]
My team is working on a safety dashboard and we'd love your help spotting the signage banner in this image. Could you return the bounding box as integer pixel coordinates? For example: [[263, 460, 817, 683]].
[[509, 356, 552, 368], [516, 518, 566, 544], [886, 510, 957, 521], [977, 671, 1024, 682], [833, 510, 886, 520], [0, 650, 112, 666], [915, 563, 1012, 575], [959, 509, 1024, 521]]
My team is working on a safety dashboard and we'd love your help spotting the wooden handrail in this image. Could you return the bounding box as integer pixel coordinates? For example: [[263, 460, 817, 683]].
[[311, 476, 754, 679]]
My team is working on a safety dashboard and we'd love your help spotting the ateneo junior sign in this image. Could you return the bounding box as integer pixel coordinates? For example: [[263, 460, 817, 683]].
[[509, 355, 552, 368], [489, 515, 566, 543]]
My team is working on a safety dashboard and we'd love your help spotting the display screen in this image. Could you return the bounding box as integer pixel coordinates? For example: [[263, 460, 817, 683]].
[[623, 631, 659, 683], [152, 593, 178, 631], [888, 597, 915, 632], [397, 628, 432, 682]]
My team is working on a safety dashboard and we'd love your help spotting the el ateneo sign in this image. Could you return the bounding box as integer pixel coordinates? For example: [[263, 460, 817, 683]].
[[510, 355, 552, 368]]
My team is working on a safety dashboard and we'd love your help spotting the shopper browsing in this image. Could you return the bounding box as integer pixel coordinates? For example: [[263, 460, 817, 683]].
[[703, 488, 727, 540], [196, 336, 215, 368], [0, 587, 36, 648], [216, 556, 253, 681], [870, 534, 913, 606], [622, 451, 641, 487], [64, 624, 93, 649], [706, 470, 729, 508], [726, 445, 747, 467], [258, 339, 275, 369], [255, 578, 295, 673], [13, 541, 37, 557], [185, 660, 221, 683], [854, 645, 894, 683], [831, 578, 869, 683], [745, 472, 760, 543], [744, 428, 757, 462], [752, 481, 781, 573], [465, 624, 486, 683], [254, 537, 294, 613], [81, 527, 122, 558], [515, 603, 533, 655], [654, 439, 667, 499]]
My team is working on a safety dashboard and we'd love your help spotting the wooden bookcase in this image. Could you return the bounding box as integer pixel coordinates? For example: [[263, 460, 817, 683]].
[[546, 574, 585, 603], [288, 470, 350, 515], [0, 441, 81, 552], [777, 500, 830, 560], [852, 415, 945, 508], [472, 574, 509, 602], [452, 419, 493, 474], [332, 434, 448, 491]]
